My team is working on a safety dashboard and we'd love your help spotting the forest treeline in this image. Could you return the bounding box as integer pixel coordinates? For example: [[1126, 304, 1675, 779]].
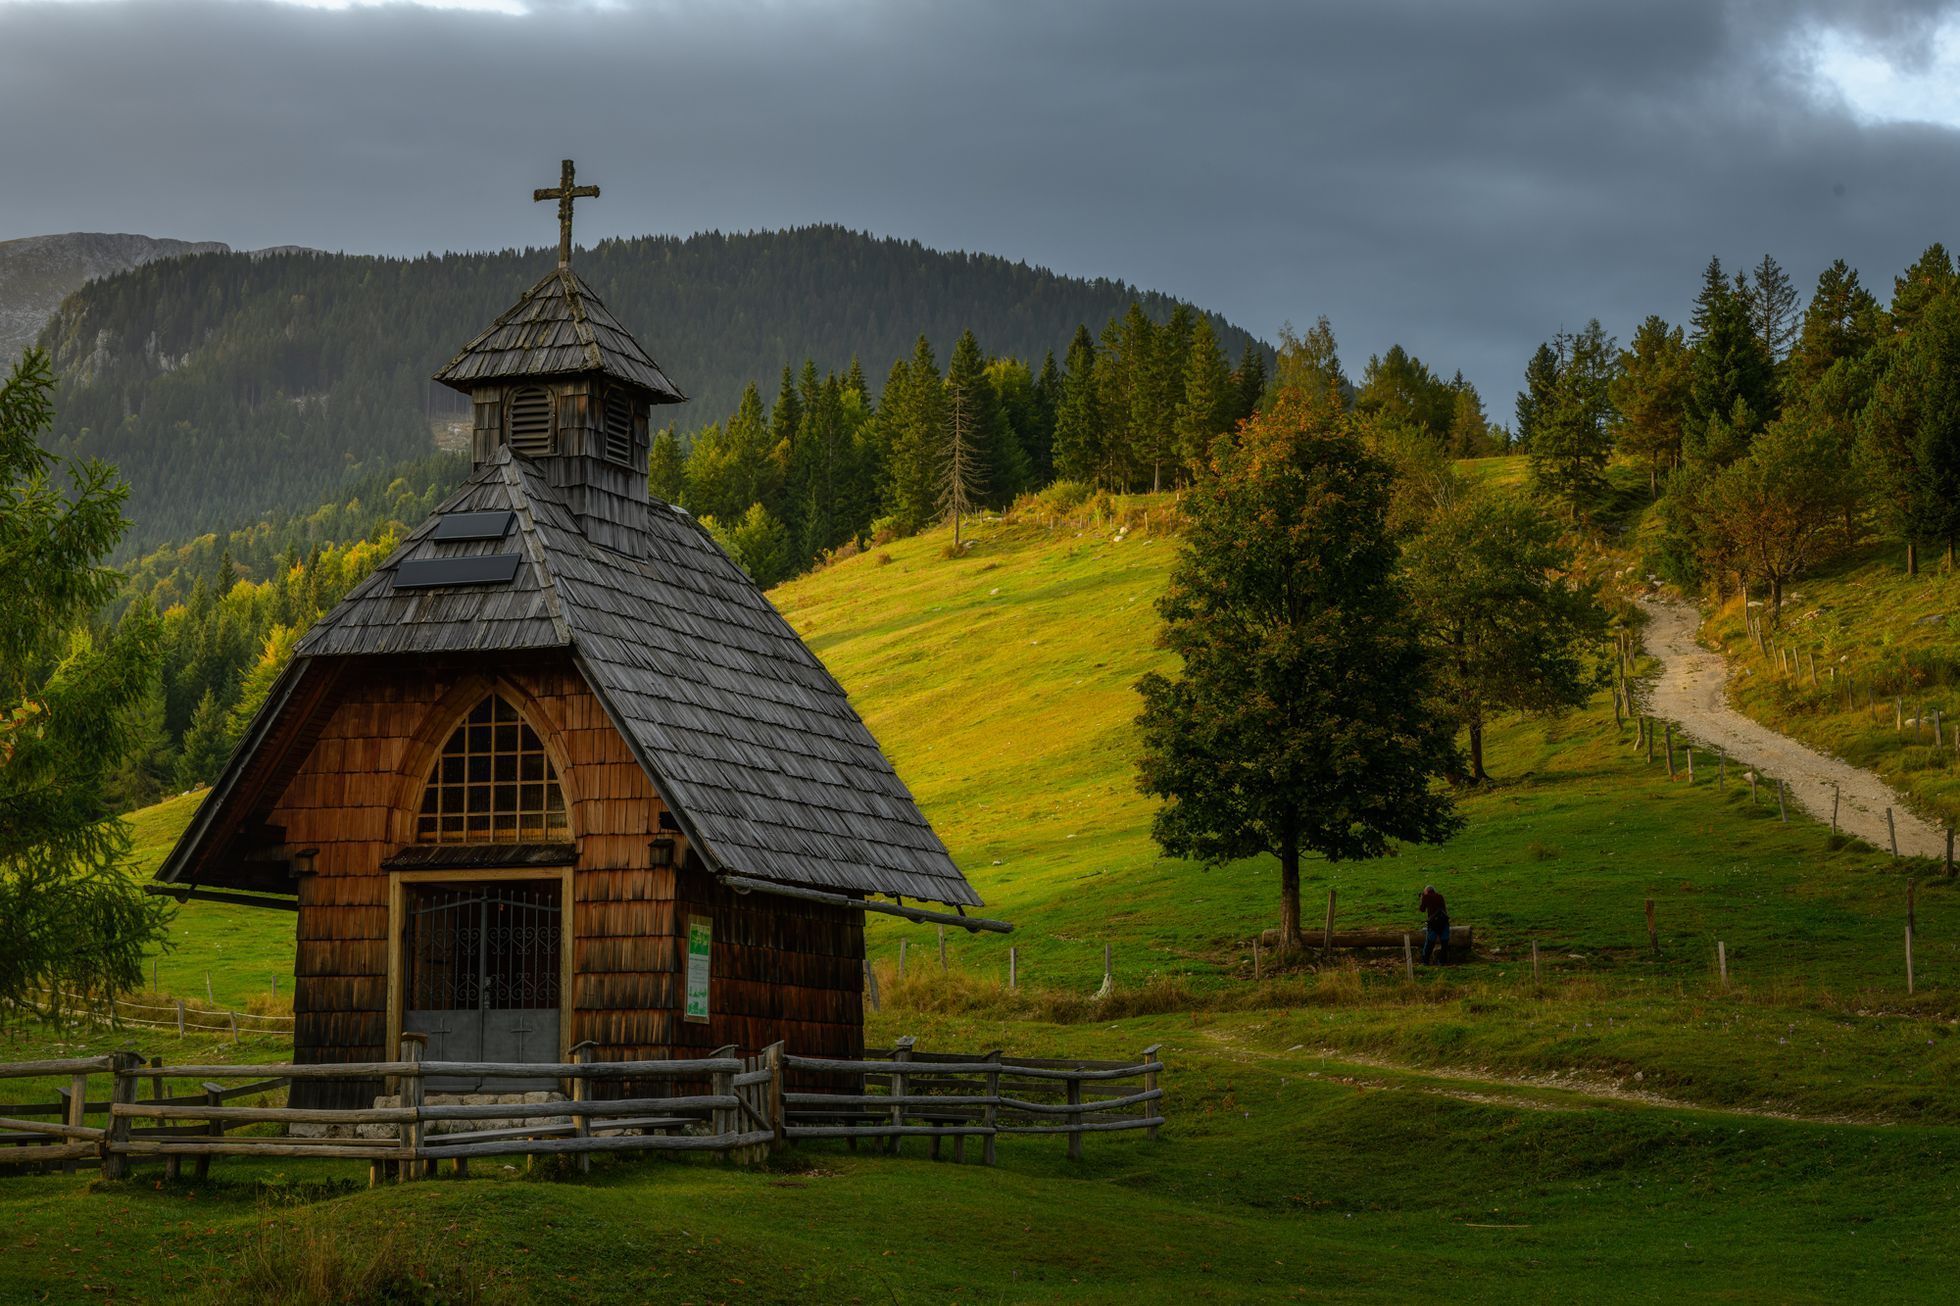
[[37, 226, 1268, 550], [101, 299, 1503, 808], [1517, 245, 1960, 614]]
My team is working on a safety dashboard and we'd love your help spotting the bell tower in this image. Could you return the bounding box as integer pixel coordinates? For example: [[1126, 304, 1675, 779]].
[[432, 160, 686, 553]]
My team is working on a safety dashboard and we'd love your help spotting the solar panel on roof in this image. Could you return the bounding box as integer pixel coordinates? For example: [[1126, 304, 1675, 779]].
[[431, 511, 514, 542], [393, 554, 523, 589]]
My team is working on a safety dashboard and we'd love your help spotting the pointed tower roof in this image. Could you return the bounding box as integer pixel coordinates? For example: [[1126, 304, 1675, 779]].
[[433, 265, 687, 402]]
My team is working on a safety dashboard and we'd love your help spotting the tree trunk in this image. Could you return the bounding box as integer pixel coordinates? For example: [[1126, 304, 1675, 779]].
[[1908, 540, 1919, 576], [1649, 461, 1658, 499], [1769, 574, 1783, 621], [1468, 720, 1488, 784], [1278, 827, 1302, 948]]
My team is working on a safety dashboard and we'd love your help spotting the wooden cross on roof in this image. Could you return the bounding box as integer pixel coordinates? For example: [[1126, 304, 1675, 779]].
[[534, 159, 600, 268]]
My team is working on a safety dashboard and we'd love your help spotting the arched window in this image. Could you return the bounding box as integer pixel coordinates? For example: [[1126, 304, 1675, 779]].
[[416, 696, 569, 843], [507, 385, 554, 456], [602, 388, 636, 466]]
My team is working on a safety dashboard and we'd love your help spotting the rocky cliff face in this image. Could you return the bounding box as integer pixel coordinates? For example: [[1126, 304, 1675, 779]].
[[0, 232, 229, 363]]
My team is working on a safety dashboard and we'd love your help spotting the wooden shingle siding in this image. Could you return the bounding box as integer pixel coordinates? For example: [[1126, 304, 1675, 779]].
[[264, 656, 863, 1107]]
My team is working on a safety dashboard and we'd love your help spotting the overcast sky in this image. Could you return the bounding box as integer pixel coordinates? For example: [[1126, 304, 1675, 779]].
[[4, 0, 1960, 408]]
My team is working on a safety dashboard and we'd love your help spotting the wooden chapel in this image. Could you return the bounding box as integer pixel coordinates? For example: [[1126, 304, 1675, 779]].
[[154, 162, 1000, 1108]]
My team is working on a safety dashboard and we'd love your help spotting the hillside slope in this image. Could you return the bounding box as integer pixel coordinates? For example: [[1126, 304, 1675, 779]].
[[36, 226, 1269, 549], [0, 231, 227, 360]]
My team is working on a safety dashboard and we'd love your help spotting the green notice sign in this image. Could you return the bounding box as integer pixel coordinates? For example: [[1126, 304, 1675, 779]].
[[685, 914, 712, 1023]]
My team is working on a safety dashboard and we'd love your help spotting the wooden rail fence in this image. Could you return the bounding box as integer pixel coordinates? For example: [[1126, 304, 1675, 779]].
[[0, 1037, 1161, 1180], [781, 1037, 1165, 1164]]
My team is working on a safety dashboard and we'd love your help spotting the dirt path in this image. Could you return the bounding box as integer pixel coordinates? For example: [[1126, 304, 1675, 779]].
[[1638, 596, 1945, 859]]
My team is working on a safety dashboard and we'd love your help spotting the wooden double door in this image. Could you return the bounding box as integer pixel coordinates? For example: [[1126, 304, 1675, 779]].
[[400, 877, 564, 1090]]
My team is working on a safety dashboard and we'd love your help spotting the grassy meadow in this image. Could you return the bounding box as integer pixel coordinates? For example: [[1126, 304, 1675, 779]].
[[6, 489, 1960, 1299]]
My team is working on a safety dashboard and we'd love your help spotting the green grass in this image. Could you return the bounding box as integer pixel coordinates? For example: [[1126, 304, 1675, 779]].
[[19, 494, 1960, 1298], [1700, 538, 1960, 828]]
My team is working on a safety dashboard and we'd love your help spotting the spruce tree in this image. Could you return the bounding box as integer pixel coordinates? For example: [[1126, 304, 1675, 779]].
[[1053, 325, 1103, 485], [0, 349, 170, 1014], [1786, 259, 1883, 400], [1514, 342, 1559, 451], [1611, 316, 1693, 496], [1747, 254, 1800, 364], [883, 336, 947, 532], [1232, 344, 1269, 425], [1030, 350, 1060, 481], [1527, 321, 1618, 522], [647, 425, 687, 503], [1687, 257, 1776, 456], [1175, 315, 1234, 471]]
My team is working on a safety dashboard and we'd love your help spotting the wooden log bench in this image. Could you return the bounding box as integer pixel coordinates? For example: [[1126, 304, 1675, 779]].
[[1266, 925, 1474, 961]]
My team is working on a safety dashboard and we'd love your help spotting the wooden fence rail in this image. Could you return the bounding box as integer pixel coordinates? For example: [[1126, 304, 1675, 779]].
[[1, 1037, 1161, 1180], [0, 1039, 780, 1183], [780, 1038, 1165, 1163]]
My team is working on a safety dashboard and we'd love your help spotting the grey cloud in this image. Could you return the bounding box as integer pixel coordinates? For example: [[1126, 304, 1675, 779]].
[[2, 0, 1958, 408]]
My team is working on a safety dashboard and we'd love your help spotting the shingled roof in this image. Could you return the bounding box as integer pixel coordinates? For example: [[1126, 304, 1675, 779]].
[[432, 266, 687, 403], [164, 453, 980, 911]]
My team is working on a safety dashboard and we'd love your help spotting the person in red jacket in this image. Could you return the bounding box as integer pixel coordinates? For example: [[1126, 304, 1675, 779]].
[[1418, 885, 1450, 964]]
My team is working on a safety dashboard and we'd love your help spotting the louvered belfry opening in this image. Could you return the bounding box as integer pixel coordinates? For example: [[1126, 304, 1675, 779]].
[[603, 387, 636, 466], [507, 385, 554, 456], [416, 695, 570, 844]]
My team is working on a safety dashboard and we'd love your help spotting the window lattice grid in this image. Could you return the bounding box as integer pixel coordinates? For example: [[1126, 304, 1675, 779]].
[[603, 390, 635, 466], [416, 696, 570, 844], [507, 385, 554, 456]]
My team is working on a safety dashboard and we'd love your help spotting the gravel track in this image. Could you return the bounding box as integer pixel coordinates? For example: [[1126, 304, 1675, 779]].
[[1638, 597, 1945, 859]]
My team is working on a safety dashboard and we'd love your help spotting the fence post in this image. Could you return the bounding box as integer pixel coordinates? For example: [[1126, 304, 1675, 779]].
[[1321, 889, 1337, 959], [1665, 725, 1675, 779], [1645, 719, 1655, 763], [1889, 808, 1900, 859], [864, 956, 880, 1013], [61, 1073, 87, 1176], [1718, 754, 1725, 789], [398, 1031, 427, 1181], [938, 926, 947, 971], [102, 1050, 141, 1180], [1832, 785, 1840, 834], [898, 939, 907, 979], [1009, 944, 1018, 990], [194, 1083, 222, 1181], [1718, 941, 1729, 989], [710, 1044, 737, 1164], [1402, 933, 1415, 982], [1777, 781, 1787, 823], [1065, 1074, 1083, 1162], [569, 1039, 594, 1175], [1103, 942, 1113, 993], [1140, 1044, 1162, 1140], [766, 1041, 785, 1154], [982, 1050, 1002, 1165], [175, 1000, 185, 1037], [888, 1036, 914, 1156]]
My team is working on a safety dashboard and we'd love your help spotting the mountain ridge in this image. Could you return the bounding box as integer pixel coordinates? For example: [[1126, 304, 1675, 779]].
[[31, 224, 1271, 549], [0, 231, 231, 361]]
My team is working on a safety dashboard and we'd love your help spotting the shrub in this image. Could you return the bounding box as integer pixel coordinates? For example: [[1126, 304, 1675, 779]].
[[209, 1210, 513, 1306]]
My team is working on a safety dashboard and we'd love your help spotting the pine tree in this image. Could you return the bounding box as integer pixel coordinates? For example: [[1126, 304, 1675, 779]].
[[944, 329, 1022, 505], [1687, 257, 1776, 455], [647, 425, 687, 503], [1053, 325, 1103, 486], [1232, 344, 1268, 426], [1029, 350, 1060, 481], [941, 376, 985, 549], [1134, 386, 1462, 945], [1514, 342, 1559, 451], [1611, 316, 1693, 495], [1860, 283, 1960, 574], [1528, 321, 1618, 522], [1175, 315, 1234, 471], [883, 336, 947, 532], [1786, 259, 1883, 400], [1748, 254, 1800, 364], [1890, 243, 1956, 332], [0, 347, 170, 1014]]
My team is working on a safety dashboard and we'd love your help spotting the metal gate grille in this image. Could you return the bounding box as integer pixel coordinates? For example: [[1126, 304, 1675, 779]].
[[403, 881, 561, 1089]]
